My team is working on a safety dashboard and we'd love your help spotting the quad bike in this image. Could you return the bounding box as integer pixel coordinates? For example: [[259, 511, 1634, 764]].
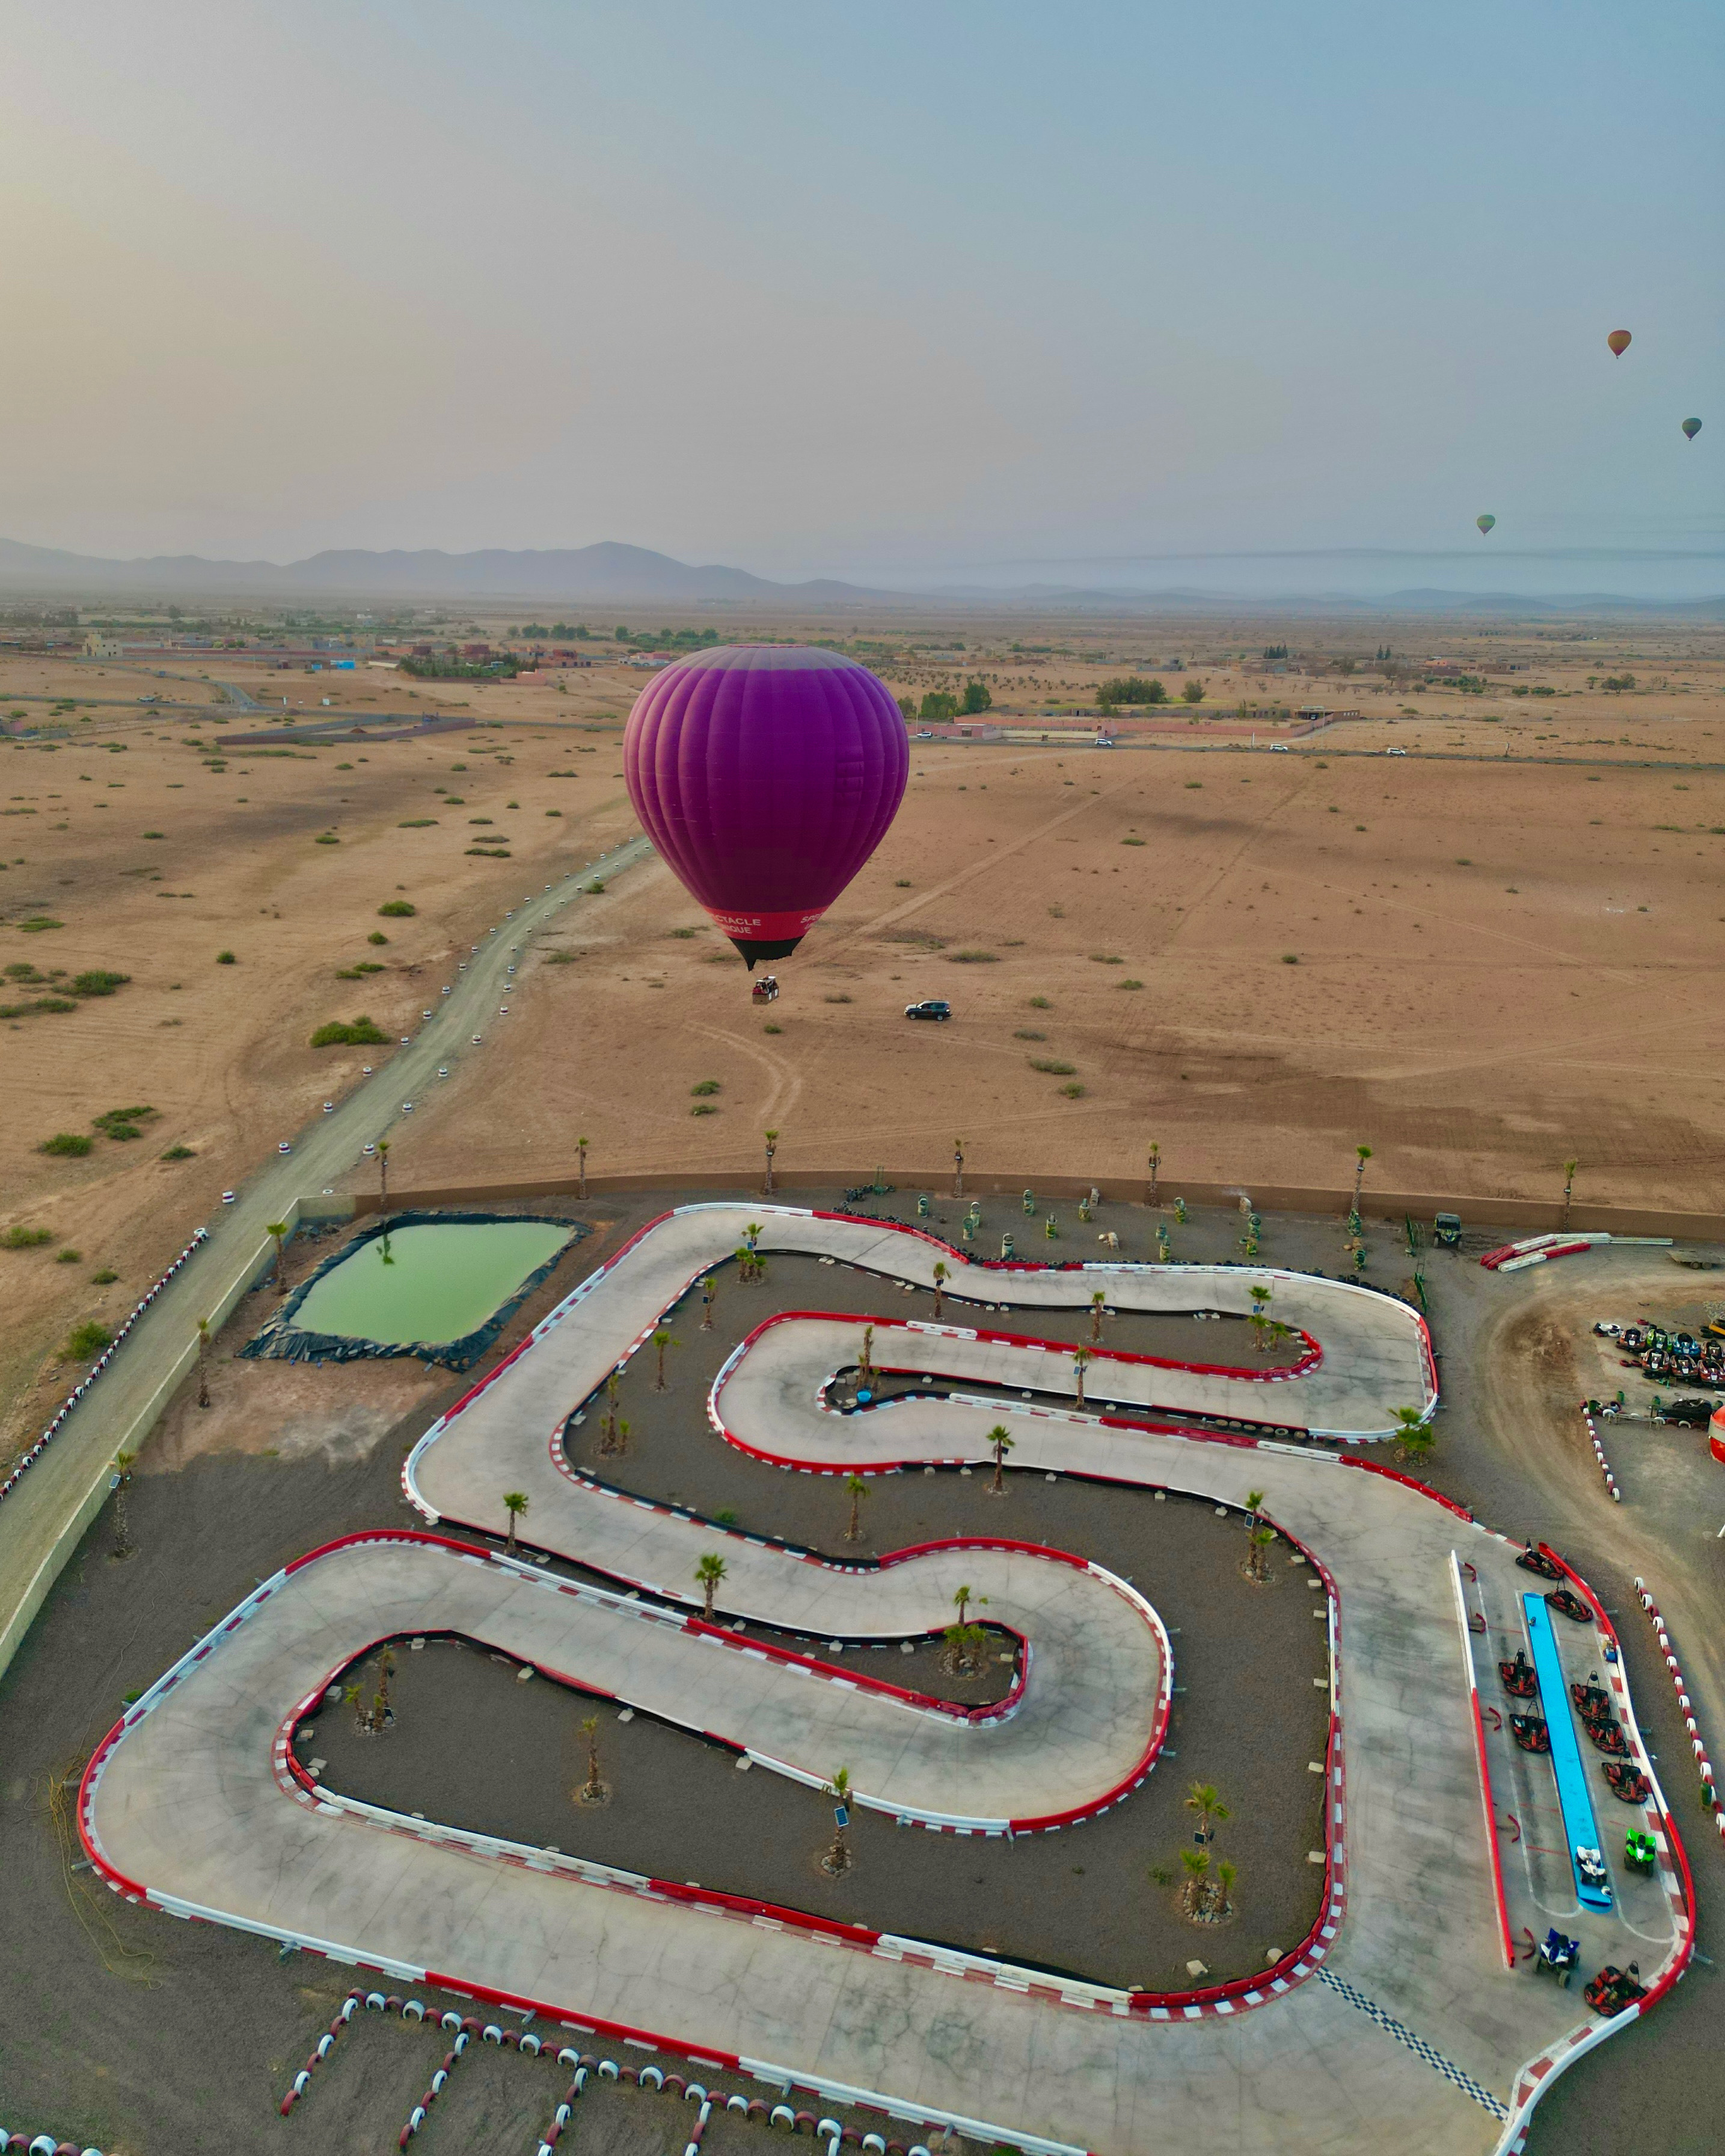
[[1583, 1964, 1646, 2016], [1574, 1845, 1610, 1894], [1545, 1587, 1592, 1623], [1511, 1714, 1551, 1753], [1604, 1761, 1651, 1804], [1534, 1928, 1579, 1983], [1516, 1548, 1563, 1581], [1499, 1650, 1538, 1699], [1624, 1828, 1657, 1873]]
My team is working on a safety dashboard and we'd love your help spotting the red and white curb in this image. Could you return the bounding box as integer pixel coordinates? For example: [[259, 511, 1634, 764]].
[[1579, 1405, 1622, 1503], [1631, 1578, 1721, 1837]]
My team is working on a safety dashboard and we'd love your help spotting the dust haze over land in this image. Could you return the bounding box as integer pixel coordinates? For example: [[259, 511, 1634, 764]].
[[3, 602, 1724, 1471]]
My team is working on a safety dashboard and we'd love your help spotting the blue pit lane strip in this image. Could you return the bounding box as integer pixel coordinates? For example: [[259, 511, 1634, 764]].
[[1522, 1592, 1613, 1911]]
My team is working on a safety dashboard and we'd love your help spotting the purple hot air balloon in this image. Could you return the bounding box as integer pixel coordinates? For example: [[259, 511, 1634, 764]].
[[624, 646, 909, 967]]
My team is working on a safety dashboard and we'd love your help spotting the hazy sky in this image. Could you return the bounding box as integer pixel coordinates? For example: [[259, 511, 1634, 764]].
[[5, 1, 1720, 582]]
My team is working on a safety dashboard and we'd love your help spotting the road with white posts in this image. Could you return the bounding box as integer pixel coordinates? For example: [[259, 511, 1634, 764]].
[[81, 1207, 1685, 2156]]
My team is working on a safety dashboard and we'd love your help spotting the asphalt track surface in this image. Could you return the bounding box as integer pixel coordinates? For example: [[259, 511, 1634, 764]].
[[0, 833, 655, 1680], [79, 1208, 1688, 2156]]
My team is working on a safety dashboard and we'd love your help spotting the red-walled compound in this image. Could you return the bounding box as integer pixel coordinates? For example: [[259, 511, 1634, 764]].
[[1631, 1579, 1721, 1840]]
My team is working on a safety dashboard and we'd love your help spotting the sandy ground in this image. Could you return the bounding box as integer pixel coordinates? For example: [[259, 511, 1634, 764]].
[[4, 611, 1724, 1473]]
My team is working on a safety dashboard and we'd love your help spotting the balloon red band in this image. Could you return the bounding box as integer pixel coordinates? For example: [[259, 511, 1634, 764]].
[[704, 907, 826, 940]]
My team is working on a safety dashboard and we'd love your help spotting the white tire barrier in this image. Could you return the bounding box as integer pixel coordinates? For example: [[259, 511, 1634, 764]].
[[1634, 1578, 1722, 1837]]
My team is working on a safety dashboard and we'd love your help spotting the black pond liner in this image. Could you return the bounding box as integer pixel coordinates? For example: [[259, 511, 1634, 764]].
[[240, 1211, 584, 1371]]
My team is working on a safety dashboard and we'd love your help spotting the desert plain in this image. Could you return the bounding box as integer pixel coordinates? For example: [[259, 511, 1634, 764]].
[[4, 608, 1725, 1469]]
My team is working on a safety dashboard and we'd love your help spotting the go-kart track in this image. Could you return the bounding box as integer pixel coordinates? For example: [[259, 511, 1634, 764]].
[[77, 1207, 1691, 2156]]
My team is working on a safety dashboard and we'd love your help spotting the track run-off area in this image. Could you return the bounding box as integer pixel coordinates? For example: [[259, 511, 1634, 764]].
[[79, 1207, 1691, 2156]]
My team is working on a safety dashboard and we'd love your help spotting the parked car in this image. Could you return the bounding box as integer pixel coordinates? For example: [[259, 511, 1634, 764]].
[[905, 999, 952, 1022]]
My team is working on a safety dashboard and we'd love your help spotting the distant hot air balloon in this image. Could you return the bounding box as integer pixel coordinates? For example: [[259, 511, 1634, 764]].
[[1477, 514, 1497, 535], [624, 645, 909, 969], [1683, 417, 1702, 441], [1607, 329, 1632, 358]]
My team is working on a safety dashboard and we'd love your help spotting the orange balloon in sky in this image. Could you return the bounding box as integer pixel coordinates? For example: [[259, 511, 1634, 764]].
[[1607, 329, 1632, 357]]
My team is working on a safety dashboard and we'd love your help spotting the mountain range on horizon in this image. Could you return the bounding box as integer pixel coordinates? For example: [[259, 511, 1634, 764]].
[[0, 533, 1720, 618]]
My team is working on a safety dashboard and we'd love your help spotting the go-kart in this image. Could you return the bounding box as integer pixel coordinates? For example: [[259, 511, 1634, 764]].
[[1511, 1714, 1551, 1753], [1583, 1964, 1646, 2016], [1516, 1547, 1563, 1579], [1545, 1587, 1591, 1623], [1571, 1676, 1611, 1714], [1604, 1761, 1650, 1804], [1499, 1650, 1538, 1699], [1586, 1718, 1629, 1758]]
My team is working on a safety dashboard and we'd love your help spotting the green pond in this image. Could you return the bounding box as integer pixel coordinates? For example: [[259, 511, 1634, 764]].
[[294, 1221, 572, 1346]]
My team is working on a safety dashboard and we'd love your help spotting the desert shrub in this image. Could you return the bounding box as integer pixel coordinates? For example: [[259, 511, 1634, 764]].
[[72, 970, 129, 996], [1014, 1029, 1046, 1040], [314, 834, 340, 845], [1029, 1058, 1077, 1075], [467, 847, 511, 858], [667, 927, 700, 939], [57, 1248, 82, 1263], [1118, 978, 1144, 990], [544, 950, 578, 965], [1281, 953, 1299, 964], [18, 917, 63, 933], [823, 993, 853, 1005], [1059, 1082, 1086, 1097], [545, 809, 562, 816], [310, 1016, 388, 1047], [691, 1103, 719, 1116], [1028, 995, 1052, 1009], [585, 879, 606, 893], [1121, 836, 1145, 847], [0, 996, 76, 1018], [378, 899, 416, 917], [762, 1021, 782, 1034], [62, 1318, 113, 1361], [2, 1225, 55, 1248], [161, 1145, 194, 1160], [94, 1106, 156, 1140], [946, 949, 998, 964], [1089, 954, 1123, 966], [368, 931, 388, 946], [399, 818, 438, 828], [215, 950, 236, 965], [142, 830, 165, 839], [691, 1079, 722, 1096], [41, 1132, 93, 1157], [92, 1267, 118, 1284]]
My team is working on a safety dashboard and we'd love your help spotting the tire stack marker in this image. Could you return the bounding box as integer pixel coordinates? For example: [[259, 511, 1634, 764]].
[[278, 1987, 360, 2114], [1631, 1578, 1721, 1838], [1578, 1404, 1622, 1503]]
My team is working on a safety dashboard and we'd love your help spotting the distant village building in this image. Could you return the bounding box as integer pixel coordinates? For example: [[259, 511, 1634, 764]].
[[83, 631, 124, 659]]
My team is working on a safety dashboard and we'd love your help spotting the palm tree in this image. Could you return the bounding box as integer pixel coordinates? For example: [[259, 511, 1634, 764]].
[[952, 1138, 965, 1201], [613, 1415, 631, 1456], [986, 1424, 1014, 1495], [733, 1242, 753, 1284], [1352, 1144, 1373, 1214], [1394, 1405, 1434, 1465], [945, 1622, 986, 1674], [952, 1583, 976, 1628], [699, 1275, 716, 1330], [598, 1370, 620, 1453], [576, 1135, 589, 1200], [1215, 1857, 1237, 1917], [764, 1128, 778, 1196], [502, 1490, 529, 1552], [823, 1768, 854, 1876], [1244, 1487, 1265, 1534], [931, 1261, 949, 1321], [195, 1315, 212, 1409], [377, 1139, 390, 1208], [1186, 1781, 1231, 1844], [1248, 1525, 1276, 1582], [696, 1552, 726, 1620], [652, 1328, 677, 1390], [577, 1714, 605, 1803], [265, 1220, 289, 1293], [345, 1682, 365, 1729], [1147, 1141, 1161, 1206], [1249, 1284, 1271, 1352], [1090, 1290, 1106, 1344], [843, 1473, 868, 1543], [1561, 1157, 1579, 1232], [370, 1648, 396, 1732], [858, 1325, 875, 1387], [1180, 1847, 1211, 1917], [1072, 1346, 1091, 1410], [111, 1450, 136, 1558]]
